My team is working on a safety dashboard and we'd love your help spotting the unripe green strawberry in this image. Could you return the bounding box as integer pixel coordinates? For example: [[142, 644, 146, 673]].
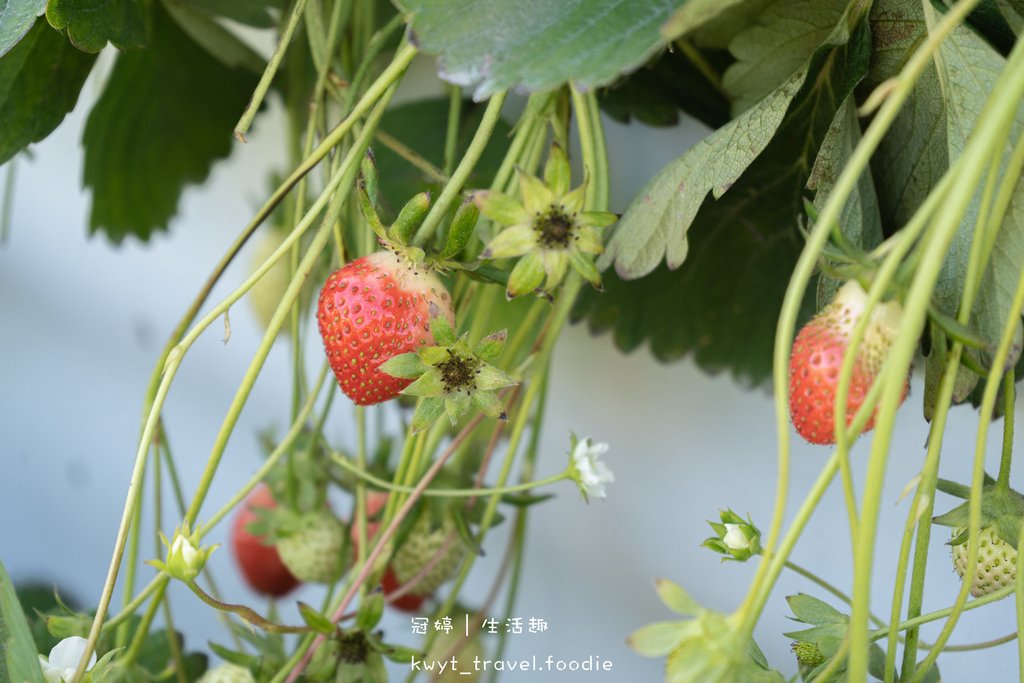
[[425, 631, 484, 682], [392, 515, 464, 597], [197, 663, 255, 683], [791, 641, 826, 670], [951, 525, 1017, 597], [788, 280, 907, 444], [277, 511, 346, 584], [249, 227, 292, 331]]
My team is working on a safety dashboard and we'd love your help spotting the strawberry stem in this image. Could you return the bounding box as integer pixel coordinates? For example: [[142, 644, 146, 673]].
[[997, 372, 1016, 493], [331, 451, 571, 497]]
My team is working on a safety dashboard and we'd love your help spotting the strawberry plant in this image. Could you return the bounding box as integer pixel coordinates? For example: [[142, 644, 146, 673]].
[[3, 0, 1024, 681]]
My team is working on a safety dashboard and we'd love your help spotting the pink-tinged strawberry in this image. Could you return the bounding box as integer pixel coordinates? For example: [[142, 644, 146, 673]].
[[317, 250, 455, 406], [788, 280, 907, 445], [230, 485, 301, 598], [951, 525, 1017, 597]]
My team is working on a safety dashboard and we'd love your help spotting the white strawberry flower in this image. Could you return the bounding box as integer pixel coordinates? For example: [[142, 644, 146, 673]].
[[722, 524, 751, 552], [569, 436, 614, 501], [149, 522, 218, 583], [39, 636, 96, 683]]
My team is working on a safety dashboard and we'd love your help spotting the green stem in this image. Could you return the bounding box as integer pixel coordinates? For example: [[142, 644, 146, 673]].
[[443, 86, 462, 176], [737, 0, 982, 665], [1, 158, 15, 244], [122, 581, 166, 666], [486, 373, 548, 683], [412, 91, 508, 246], [1017, 518, 1024, 678], [331, 452, 570, 496], [185, 581, 311, 634], [183, 91, 394, 529], [997, 371, 1015, 492], [894, 343, 963, 680], [374, 129, 450, 184], [912, 209, 1024, 682], [235, 0, 311, 141]]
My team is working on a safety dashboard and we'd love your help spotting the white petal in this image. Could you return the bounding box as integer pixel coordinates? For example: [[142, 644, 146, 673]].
[[723, 524, 750, 551], [45, 637, 96, 681]]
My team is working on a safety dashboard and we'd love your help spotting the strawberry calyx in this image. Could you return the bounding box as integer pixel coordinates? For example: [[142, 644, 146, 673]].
[[378, 304, 517, 432], [933, 477, 1024, 549]]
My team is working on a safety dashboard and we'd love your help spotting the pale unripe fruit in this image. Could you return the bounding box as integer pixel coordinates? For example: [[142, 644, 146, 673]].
[[249, 227, 292, 331], [951, 526, 1017, 597]]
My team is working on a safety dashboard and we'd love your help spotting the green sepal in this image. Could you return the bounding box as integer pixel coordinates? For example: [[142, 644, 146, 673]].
[[379, 643, 424, 665], [517, 168, 554, 215], [444, 390, 472, 424], [568, 249, 602, 289], [471, 390, 507, 421], [379, 353, 427, 379], [357, 179, 388, 241], [411, 397, 445, 432], [654, 579, 700, 616], [500, 492, 555, 507], [574, 225, 604, 255], [627, 620, 692, 657], [450, 508, 484, 557], [428, 302, 456, 345], [403, 370, 445, 397], [298, 602, 336, 635], [928, 305, 992, 351], [365, 650, 388, 683], [475, 329, 507, 362], [474, 365, 516, 392], [507, 252, 545, 298], [560, 179, 587, 215], [483, 224, 536, 259], [356, 593, 385, 632], [439, 195, 480, 260], [420, 346, 449, 365], [361, 150, 379, 206], [543, 143, 571, 196], [579, 210, 618, 229], [389, 191, 432, 245], [475, 190, 528, 226], [208, 642, 259, 668], [336, 661, 367, 683]]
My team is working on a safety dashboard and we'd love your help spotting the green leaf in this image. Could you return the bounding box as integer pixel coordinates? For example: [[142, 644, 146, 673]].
[[578, 7, 871, 385], [662, 0, 765, 43], [179, 0, 281, 27], [162, 0, 267, 74], [810, 97, 883, 308], [723, 0, 847, 115], [1, 560, 49, 683], [82, 4, 258, 242], [655, 579, 700, 616], [398, 0, 679, 100], [600, 61, 804, 279], [870, 0, 1024, 382], [46, 0, 149, 52], [786, 594, 847, 625], [0, 18, 96, 165], [597, 47, 732, 130], [0, 0, 46, 56], [373, 97, 511, 223]]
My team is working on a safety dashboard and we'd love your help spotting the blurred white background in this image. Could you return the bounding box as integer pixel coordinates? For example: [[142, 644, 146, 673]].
[[1, 53, 1021, 681]]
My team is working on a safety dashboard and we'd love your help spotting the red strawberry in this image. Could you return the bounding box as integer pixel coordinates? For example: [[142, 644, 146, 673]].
[[788, 281, 907, 444], [231, 485, 301, 597], [317, 250, 455, 406]]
